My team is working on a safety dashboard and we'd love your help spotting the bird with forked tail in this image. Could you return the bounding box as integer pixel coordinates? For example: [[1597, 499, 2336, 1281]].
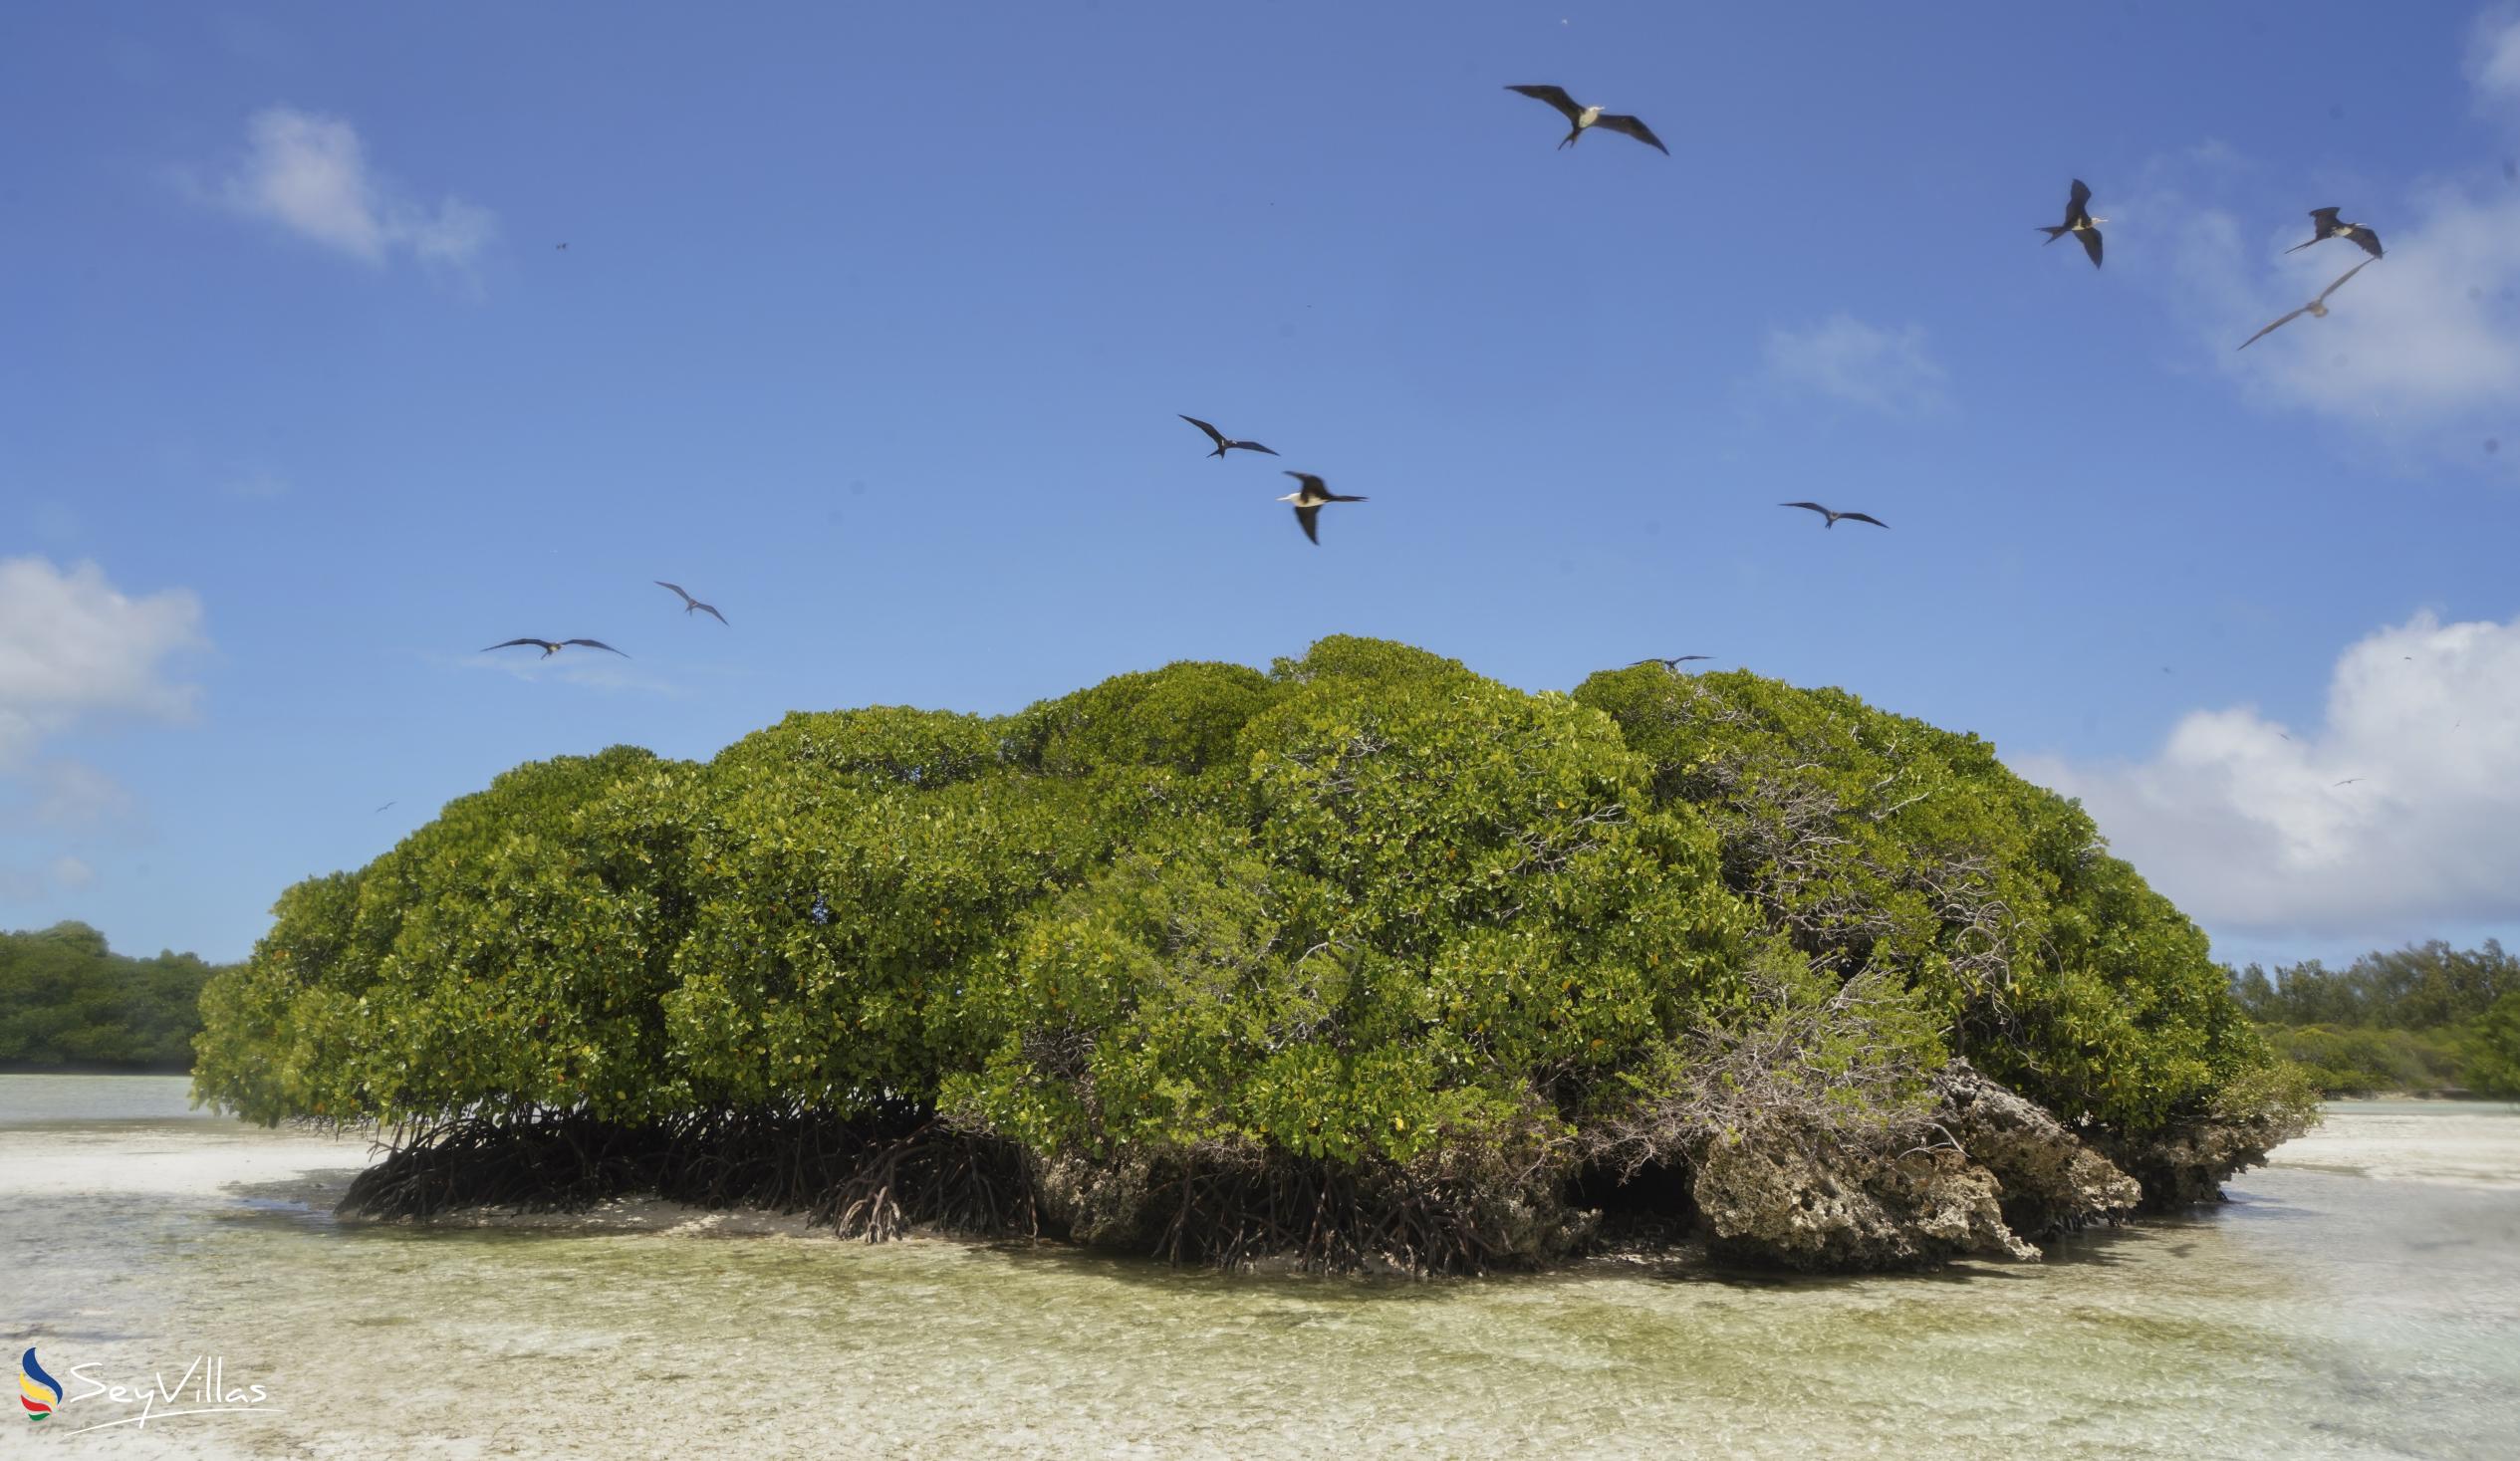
[[2038, 179, 2106, 268], [1505, 85, 1669, 154], [2286, 207, 2383, 260], [2237, 259, 2373, 351], [654, 581, 728, 624], [1179, 415, 1278, 459], [1780, 502, 1888, 530], [482, 637, 628, 658], [1278, 472, 1368, 545]]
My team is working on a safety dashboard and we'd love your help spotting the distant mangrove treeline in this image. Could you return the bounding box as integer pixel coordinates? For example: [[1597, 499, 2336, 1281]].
[[2231, 941, 2520, 1097], [190, 638, 2327, 1274], [0, 922, 228, 1072]]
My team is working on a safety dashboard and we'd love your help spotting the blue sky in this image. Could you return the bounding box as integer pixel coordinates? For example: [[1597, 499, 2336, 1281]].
[[4, 2, 2516, 969]]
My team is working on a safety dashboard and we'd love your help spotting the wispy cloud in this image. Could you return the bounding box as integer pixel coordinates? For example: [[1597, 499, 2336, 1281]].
[[0, 557, 207, 769], [24, 760, 138, 831], [0, 855, 95, 905], [1761, 315, 1951, 417], [207, 106, 496, 277], [2014, 610, 2520, 943], [2470, 8, 2520, 115]]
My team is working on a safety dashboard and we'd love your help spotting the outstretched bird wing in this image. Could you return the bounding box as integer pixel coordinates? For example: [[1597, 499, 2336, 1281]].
[[2077, 226, 2103, 268], [2343, 225, 2384, 259], [1178, 414, 1228, 448], [1294, 503, 1323, 545], [1283, 471, 1326, 500], [2236, 305, 2310, 351], [2315, 258, 2373, 305], [563, 638, 629, 656], [2064, 179, 2093, 227], [481, 637, 556, 652], [1840, 512, 1890, 529], [654, 580, 695, 605], [1779, 501, 1834, 520], [2309, 206, 2342, 231], [1506, 85, 1585, 124], [696, 603, 729, 625], [1596, 114, 1669, 154], [1227, 439, 1279, 456]]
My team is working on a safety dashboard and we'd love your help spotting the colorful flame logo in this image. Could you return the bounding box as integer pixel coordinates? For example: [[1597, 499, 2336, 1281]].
[[19, 1346, 61, 1421]]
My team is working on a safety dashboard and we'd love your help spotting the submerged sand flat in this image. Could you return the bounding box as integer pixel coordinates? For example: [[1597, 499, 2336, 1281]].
[[2264, 1098, 2520, 1189], [5, 1077, 2516, 1460]]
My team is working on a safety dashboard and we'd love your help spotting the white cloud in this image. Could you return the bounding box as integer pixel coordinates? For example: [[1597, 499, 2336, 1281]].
[[0, 557, 207, 768], [212, 107, 496, 274], [2015, 611, 2520, 940], [1762, 315, 1950, 417]]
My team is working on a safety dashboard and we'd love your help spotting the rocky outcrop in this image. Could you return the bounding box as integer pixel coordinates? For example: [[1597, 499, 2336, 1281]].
[[1683, 1062, 2150, 1270], [1690, 1128, 2034, 1270], [1028, 1150, 1155, 1247], [2094, 1099, 2316, 1211], [1932, 1060, 2142, 1238]]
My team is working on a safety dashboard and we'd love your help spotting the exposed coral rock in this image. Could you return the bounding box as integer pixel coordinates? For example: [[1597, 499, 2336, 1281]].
[[1932, 1060, 2142, 1238], [1689, 1128, 2034, 1271], [2095, 1103, 2315, 1211], [1028, 1151, 1153, 1247]]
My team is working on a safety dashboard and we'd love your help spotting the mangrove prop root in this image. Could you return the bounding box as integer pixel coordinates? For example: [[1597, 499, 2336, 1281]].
[[333, 1107, 1576, 1276], [338, 1105, 1038, 1240]]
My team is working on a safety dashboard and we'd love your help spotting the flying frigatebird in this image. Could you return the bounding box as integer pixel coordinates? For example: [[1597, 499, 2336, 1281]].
[[1179, 415, 1279, 459], [1780, 501, 1889, 530], [2038, 179, 2106, 268], [654, 581, 729, 624], [2237, 259, 2373, 350], [481, 637, 628, 658], [2285, 207, 2383, 260], [1278, 472, 1368, 545], [1505, 85, 1669, 154]]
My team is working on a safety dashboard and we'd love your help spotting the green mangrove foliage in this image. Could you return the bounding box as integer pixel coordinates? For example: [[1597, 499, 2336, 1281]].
[[0, 922, 226, 1070], [1568, 665, 2265, 1136], [194, 639, 2298, 1270], [2233, 941, 2520, 1096]]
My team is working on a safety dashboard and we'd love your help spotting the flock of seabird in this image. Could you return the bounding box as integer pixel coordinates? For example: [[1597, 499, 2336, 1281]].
[[2036, 179, 2387, 353], [479, 581, 727, 661], [477, 86, 2394, 675]]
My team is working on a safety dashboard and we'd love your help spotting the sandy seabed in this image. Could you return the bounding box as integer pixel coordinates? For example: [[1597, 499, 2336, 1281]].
[[6, 1079, 2517, 1460]]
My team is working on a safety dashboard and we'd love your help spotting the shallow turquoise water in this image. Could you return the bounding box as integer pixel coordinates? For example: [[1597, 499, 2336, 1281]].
[[4, 1077, 2514, 1459]]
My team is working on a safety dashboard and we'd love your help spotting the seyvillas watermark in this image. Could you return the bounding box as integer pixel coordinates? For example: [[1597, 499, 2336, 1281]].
[[18, 1346, 282, 1435]]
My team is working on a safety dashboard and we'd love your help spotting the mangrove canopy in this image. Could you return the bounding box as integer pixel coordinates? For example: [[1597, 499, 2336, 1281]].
[[193, 638, 2312, 1273]]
